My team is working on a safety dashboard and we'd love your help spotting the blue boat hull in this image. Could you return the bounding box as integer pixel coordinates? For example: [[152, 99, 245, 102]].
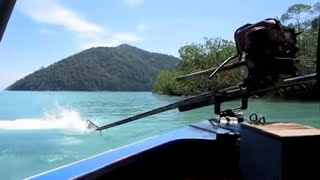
[[26, 121, 239, 180]]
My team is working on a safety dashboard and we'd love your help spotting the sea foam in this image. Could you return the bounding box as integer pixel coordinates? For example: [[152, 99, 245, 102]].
[[0, 107, 88, 131]]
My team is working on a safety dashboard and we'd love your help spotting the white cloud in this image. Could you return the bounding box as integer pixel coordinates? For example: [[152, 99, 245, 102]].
[[39, 28, 56, 35], [113, 33, 142, 41], [18, 0, 103, 34], [136, 23, 150, 31], [81, 33, 142, 49], [18, 0, 142, 49], [124, 0, 144, 6], [174, 17, 186, 23]]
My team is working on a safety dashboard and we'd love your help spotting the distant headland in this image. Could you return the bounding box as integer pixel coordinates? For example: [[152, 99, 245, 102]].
[[6, 44, 179, 91]]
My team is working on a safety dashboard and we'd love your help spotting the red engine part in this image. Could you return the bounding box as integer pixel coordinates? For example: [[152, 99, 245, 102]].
[[235, 20, 279, 53]]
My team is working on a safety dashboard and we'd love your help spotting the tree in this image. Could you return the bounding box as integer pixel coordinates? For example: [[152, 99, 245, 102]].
[[178, 38, 236, 73], [313, 2, 320, 14], [278, 3, 319, 99], [153, 38, 242, 96], [281, 4, 312, 31]]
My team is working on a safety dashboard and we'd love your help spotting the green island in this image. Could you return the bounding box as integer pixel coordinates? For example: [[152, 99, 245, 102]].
[[6, 44, 179, 91], [153, 3, 319, 99]]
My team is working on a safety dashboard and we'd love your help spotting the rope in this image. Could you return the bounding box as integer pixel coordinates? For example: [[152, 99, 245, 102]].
[[248, 113, 266, 125]]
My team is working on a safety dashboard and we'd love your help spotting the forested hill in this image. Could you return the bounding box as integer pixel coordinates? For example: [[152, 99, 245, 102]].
[[6, 44, 179, 91]]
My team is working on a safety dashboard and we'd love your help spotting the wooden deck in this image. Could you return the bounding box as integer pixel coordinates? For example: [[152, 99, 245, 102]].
[[244, 122, 320, 137]]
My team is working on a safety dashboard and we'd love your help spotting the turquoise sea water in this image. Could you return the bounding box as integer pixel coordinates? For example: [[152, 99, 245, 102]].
[[0, 91, 319, 179]]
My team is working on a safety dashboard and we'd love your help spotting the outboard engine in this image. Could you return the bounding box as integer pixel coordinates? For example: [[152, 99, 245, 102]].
[[235, 18, 299, 89]]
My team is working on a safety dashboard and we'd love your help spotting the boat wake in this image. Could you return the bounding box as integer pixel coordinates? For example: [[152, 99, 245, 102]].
[[0, 107, 88, 131]]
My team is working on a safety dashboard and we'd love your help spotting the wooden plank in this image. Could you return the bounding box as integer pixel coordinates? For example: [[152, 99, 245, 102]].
[[244, 123, 320, 137]]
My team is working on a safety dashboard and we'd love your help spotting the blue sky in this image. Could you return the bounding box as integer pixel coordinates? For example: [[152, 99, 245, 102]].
[[0, 0, 318, 89]]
